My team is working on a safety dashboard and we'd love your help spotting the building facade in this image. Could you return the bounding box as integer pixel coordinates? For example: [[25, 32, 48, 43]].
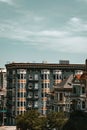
[[0, 68, 7, 125], [47, 70, 87, 114], [5, 61, 85, 125], [0, 68, 7, 90], [51, 74, 73, 113]]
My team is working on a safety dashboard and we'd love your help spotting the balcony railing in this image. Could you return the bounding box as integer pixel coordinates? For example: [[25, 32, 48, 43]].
[[27, 86, 33, 90], [34, 95, 38, 99], [27, 95, 33, 99], [27, 104, 32, 108]]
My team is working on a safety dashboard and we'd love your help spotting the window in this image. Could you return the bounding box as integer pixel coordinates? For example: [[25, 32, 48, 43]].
[[35, 83, 38, 89], [29, 75, 33, 80], [42, 83, 44, 88], [42, 93, 44, 97], [20, 74, 23, 79], [34, 101, 38, 107], [59, 93, 63, 101], [54, 74, 62, 80], [17, 74, 20, 79], [45, 74, 47, 79], [82, 101, 85, 109], [17, 92, 20, 97], [13, 70, 15, 75], [58, 74, 62, 79], [24, 102, 26, 106], [28, 83, 33, 89], [82, 87, 85, 94], [20, 92, 24, 98], [24, 74, 26, 79], [21, 102, 23, 107], [73, 87, 76, 94], [20, 83, 23, 88], [17, 101, 20, 107], [57, 75, 59, 79], [34, 74, 38, 80], [53, 75, 56, 80], [24, 92, 26, 97], [34, 92, 38, 97], [41, 74, 44, 79], [41, 74, 49, 80]]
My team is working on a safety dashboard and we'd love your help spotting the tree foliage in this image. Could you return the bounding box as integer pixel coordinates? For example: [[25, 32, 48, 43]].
[[62, 110, 87, 130], [47, 111, 67, 130], [16, 110, 67, 130], [16, 110, 47, 130]]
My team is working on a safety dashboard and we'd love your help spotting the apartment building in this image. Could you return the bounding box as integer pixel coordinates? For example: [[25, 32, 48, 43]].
[[0, 68, 7, 90], [5, 61, 85, 125], [47, 69, 87, 114], [0, 68, 7, 125], [50, 74, 73, 113]]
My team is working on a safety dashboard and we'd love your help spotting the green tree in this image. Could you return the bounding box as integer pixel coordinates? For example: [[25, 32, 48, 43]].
[[47, 111, 67, 130], [16, 110, 67, 130], [16, 110, 47, 130], [62, 110, 87, 130]]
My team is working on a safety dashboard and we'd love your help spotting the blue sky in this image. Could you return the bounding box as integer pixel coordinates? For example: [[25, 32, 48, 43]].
[[0, 0, 87, 67]]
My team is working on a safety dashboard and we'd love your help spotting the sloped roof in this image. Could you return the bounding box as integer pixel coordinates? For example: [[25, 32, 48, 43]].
[[72, 74, 81, 84], [54, 74, 73, 91]]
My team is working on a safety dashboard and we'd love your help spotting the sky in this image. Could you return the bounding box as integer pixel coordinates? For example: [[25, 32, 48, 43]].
[[0, 0, 87, 67]]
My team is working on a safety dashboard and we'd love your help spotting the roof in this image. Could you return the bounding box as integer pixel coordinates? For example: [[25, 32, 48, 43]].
[[54, 74, 73, 91], [5, 62, 85, 70], [80, 71, 87, 80]]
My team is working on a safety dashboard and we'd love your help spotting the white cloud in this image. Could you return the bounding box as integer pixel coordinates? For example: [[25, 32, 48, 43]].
[[0, 16, 87, 54], [33, 16, 45, 22], [57, 37, 87, 53], [0, 0, 14, 5], [0, 20, 70, 41], [36, 36, 87, 53], [37, 30, 69, 37], [69, 17, 80, 24], [66, 17, 87, 32]]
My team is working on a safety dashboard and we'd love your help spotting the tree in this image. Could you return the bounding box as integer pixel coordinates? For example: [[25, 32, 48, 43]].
[[46, 111, 67, 130], [62, 110, 87, 130], [16, 110, 47, 130], [16, 110, 67, 130]]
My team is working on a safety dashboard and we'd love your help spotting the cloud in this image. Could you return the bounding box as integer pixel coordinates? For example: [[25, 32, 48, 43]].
[[67, 17, 87, 32], [0, 0, 14, 5], [0, 20, 70, 41], [0, 16, 87, 54], [36, 36, 87, 53], [37, 30, 69, 37], [33, 16, 45, 22], [57, 37, 87, 53]]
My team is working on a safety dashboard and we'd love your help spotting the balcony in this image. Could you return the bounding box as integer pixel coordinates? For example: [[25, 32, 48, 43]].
[[28, 77, 39, 82], [27, 86, 33, 90], [29, 77, 33, 81], [27, 95, 33, 99], [34, 78, 39, 81], [34, 105, 38, 108], [34, 95, 39, 100], [27, 104, 32, 109], [34, 95, 38, 98], [34, 87, 39, 91], [80, 94, 86, 98]]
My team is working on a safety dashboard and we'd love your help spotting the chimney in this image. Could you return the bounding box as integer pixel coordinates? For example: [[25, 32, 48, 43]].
[[85, 59, 87, 71]]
